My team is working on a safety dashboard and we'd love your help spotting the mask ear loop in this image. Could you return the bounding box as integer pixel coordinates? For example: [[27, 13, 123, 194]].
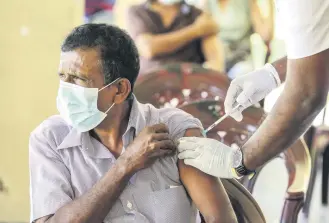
[[105, 102, 115, 114], [99, 78, 121, 92], [100, 78, 120, 114]]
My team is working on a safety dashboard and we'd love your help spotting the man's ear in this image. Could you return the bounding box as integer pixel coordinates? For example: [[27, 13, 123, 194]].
[[113, 78, 132, 104]]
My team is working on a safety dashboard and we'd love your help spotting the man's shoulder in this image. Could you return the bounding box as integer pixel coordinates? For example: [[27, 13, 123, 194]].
[[139, 102, 193, 120], [157, 106, 195, 120], [30, 115, 71, 144], [158, 107, 202, 127], [140, 103, 203, 138]]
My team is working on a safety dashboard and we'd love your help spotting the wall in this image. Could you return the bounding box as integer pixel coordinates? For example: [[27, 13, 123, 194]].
[[0, 0, 84, 221]]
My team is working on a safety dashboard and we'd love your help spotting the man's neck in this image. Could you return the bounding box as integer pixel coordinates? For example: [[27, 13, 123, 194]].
[[92, 100, 132, 157]]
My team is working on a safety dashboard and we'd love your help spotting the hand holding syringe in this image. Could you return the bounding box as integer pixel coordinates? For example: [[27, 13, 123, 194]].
[[203, 105, 242, 134]]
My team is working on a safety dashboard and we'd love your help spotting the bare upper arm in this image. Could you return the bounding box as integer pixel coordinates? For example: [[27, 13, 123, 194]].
[[178, 129, 237, 222]]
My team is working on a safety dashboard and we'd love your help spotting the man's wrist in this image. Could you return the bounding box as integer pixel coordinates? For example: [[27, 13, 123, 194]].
[[117, 155, 137, 177], [234, 148, 256, 177]]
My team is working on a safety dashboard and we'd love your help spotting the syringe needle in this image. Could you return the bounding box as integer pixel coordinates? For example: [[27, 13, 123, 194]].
[[203, 105, 241, 134]]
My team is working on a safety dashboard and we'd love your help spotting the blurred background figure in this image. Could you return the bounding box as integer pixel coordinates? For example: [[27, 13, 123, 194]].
[[190, 0, 274, 79], [125, 0, 225, 75], [85, 0, 116, 24]]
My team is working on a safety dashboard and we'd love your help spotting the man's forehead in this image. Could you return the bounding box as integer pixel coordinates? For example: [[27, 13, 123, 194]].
[[59, 49, 101, 72]]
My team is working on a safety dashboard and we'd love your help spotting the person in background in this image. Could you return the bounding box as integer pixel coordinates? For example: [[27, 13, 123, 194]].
[[195, 0, 274, 79], [85, 0, 116, 24], [29, 23, 237, 223], [126, 0, 225, 75]]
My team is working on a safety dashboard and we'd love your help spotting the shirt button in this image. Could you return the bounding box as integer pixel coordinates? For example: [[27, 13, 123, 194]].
[[127, 201, 133, 209]]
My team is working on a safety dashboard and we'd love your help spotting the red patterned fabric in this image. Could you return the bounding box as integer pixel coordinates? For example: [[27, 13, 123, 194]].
[[85, 0, 115, 16]]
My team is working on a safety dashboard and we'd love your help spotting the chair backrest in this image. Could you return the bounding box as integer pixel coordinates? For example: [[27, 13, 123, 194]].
[[179, 99, 311, 223], [222, 179, 266, 223], [134, 62, 230, 108]]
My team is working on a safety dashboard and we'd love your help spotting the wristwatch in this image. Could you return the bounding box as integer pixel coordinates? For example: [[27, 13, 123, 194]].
[[231, 147, 243, 168], [232, 147, 256, 178]]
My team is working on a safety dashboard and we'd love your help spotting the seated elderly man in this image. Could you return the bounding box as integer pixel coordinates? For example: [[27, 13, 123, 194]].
[[29, 24, 237, 223], [126, 0, 225, 75]]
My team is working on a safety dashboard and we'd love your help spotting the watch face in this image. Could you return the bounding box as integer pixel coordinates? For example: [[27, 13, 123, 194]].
[[232, 148, 242, 168]]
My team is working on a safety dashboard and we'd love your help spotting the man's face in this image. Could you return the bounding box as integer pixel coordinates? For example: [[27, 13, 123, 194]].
[[58, 48, 118, 114]]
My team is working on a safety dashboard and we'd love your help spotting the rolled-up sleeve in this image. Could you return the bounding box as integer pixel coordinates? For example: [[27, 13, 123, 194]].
[[160, 108, 204, 141], [29, 129, 73, 222]]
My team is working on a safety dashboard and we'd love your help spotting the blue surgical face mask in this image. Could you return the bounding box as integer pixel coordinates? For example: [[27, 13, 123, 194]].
[[56, 78, 120, 132]]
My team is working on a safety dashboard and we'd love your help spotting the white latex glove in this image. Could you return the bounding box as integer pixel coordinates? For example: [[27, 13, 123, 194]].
[[177, 137, 242, 178], [224, 63, 281, 121]]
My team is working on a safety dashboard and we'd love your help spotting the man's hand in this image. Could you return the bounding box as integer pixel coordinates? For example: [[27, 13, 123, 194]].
[[177, 137, 242, 178], [224, 63, 281, 121], [122, 123, 175, 173], [193, 13, 219, 37]]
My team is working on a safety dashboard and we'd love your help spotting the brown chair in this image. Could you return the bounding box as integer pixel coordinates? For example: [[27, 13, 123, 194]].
[[179, 100, 311, 223], [303, 126, 329, 217], [222, 179, 266, 223], [135, 62, 230, 108]]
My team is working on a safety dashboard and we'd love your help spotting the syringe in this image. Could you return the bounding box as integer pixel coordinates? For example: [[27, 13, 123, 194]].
[[203, 104, 242, 134]]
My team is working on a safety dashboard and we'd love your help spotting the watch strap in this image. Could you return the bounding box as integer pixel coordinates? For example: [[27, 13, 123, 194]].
[[235, 165, 255, 177]]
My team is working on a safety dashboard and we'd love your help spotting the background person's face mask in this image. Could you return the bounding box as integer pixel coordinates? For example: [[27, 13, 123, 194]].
[[56, 78, 120, 132], [158, 0, 182, 5]]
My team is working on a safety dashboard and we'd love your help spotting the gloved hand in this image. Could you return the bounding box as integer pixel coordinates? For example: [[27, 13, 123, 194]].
[[177, 137, 242, 178], [224, 63, 281, 121]]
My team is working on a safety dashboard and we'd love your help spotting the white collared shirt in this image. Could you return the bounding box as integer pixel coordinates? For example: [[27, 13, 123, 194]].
[[29, 97, 203, 223]]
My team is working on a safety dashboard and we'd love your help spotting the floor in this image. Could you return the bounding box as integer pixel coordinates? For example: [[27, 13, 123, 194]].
[[253, 158, 329, 223]]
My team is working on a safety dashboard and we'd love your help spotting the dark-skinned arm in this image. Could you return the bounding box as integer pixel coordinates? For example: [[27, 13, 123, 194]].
[[179, 129, 238, 223], [35, 159, 132, 223], [243, 49, 329, 170]]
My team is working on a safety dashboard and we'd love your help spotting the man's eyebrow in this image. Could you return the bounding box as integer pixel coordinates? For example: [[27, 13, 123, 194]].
[[73, 72, 89, 79], [59, 72, 89, 79]]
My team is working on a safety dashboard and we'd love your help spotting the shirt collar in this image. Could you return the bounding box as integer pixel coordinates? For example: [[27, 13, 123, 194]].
[[56, 95, 147, 150]]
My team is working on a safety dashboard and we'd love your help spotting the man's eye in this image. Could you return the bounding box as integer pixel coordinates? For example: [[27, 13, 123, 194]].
[[73, 76, 86, 82], [58, 73, 66, 79]]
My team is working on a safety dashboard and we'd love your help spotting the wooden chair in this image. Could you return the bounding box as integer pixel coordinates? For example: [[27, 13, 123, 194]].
[[303, 126, 329, 217], [179, 100, 311, 223], [135, 62, 230, 108], [222, 179, 266, 223]]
